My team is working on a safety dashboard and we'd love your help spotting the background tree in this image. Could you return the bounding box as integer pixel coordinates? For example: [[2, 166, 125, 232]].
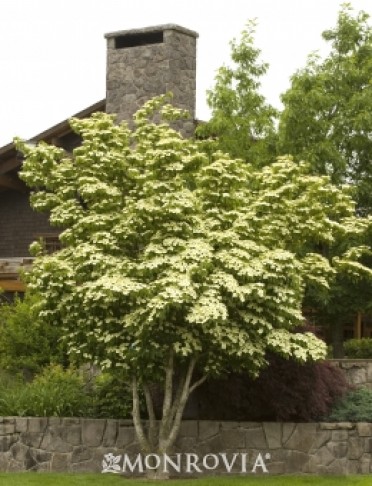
[[16, 96, 369, 477], [279, 4, 372, 215], [197, 20, 278, 166], [0, 292, 67, 377], [278, 4, 372, 354]]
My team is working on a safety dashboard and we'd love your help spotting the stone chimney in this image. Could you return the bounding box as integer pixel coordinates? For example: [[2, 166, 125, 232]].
[[105, 24, 198, 133]]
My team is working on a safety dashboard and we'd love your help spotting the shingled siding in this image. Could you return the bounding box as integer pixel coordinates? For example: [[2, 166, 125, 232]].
[[0, 418, 372, 475], [0, 190, 54, 258]]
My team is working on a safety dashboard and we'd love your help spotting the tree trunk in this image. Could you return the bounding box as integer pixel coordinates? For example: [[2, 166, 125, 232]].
[[331, 321, 344, 358], [131, 350, 207, 479]]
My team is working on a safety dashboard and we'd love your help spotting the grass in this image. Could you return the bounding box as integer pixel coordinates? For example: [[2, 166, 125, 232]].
[[0, 475, 372, 486]]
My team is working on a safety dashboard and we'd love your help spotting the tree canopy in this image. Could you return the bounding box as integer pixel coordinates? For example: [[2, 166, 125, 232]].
[[279, 4, 372, 214], [16, 95, 372, 460], [196, 19, 278, 166]]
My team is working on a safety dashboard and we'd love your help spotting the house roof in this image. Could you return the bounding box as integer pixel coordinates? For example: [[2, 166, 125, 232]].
[[0, 99, 106, 192]]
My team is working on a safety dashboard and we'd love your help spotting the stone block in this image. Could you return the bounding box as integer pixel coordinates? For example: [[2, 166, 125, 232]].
[[179, 421, 198, 438], [197, 435, 223, 455], [10, 443, 29, 462], [327, 441, 348, 459], [19, 432, 42, 449], [7, 459, 25, 472], [347, 460, 361, 474], [28, 418, 48, 433], [360, 453, 371, 474], [326, 457, 348, 475], [364, 438, 372, 453], [348, 437, 364, 459], [263, 449, 286, 473], [51, 453, 71, 472], [61, 426, 81, 446], [175, 436, 197, 453], [366, 363, 372, 383], [312, 430, 331, 450], [314, 445, 334, 467], [29, 448, 52, 465], [198, 421, 219, 441], [72, 458, 100, 473], [263, 423, 282, 449], [102, 420, 118, 447], [81, 419, 106, 448], [246, 427, 267, 449], [71, 445, 92, 463], [320, 422, 354, 430], [357, 423, 372, 437], [0, 423, 15, 435], [0, 436, 17, 452], [332, 430, 349, 441], [34, 462, 50, 472], [62, 418, 80, 427], [48, 418, 62, 427], [116, 425, 135, 448], [15, 418, 28, 433], [0, 452, 11, 472], [285, 450, 308, 473], [282, 423, 296, 443], [284, 423, 316, 452], [220, 429, 245, 449], [266, 460, 285, 474], [40, 430, 72, 453], [348, 367, 367, 385]]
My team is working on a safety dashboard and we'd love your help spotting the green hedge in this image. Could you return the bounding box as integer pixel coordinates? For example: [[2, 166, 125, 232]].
[[344, 338, 372, 359]]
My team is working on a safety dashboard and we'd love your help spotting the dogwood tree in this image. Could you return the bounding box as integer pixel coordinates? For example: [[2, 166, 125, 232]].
[[16, 96, 368, 471]]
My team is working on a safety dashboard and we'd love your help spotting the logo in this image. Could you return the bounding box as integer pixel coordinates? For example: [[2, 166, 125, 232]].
[[101, 452, 271, 474], [102, 453, 122, 474]]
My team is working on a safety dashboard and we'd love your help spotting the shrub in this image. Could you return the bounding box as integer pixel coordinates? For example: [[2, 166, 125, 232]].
[[0, 365, 90, 417], [0, 293, 68, 377], [89, 370, 133, 419], [197, 353, 349, 422], [328, 387, 372, 422], [344, 338, 372, 359], [0, 365, 134, 419]]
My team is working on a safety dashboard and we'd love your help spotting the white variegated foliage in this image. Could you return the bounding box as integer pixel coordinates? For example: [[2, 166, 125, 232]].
[[16, 96, 370, 380]]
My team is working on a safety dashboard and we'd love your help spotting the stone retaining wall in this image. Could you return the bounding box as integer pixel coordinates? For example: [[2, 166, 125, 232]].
[[1, 417, 372, 475], [330, 359, 372, 389]]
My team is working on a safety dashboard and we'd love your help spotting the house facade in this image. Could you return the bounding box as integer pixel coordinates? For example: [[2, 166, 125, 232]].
[[0, 24, 197, 294]]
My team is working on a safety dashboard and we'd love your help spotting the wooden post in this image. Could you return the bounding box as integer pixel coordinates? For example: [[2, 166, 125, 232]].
[[354, 312, 362, 339]]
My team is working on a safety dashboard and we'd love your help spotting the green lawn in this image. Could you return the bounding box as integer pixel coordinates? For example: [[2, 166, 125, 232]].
[[0, 475, 372, 486]]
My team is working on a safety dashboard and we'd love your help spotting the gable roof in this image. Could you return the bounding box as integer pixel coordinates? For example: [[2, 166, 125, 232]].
[[0, 99, 106, 192]]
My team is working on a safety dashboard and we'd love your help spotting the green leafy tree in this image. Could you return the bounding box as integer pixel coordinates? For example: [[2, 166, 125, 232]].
[[278, 5, 372, 354], [197, 20, 278, 166], [279, 4, 372, 214], [0, 293, 67, 377], [16, 96, 369, 476]]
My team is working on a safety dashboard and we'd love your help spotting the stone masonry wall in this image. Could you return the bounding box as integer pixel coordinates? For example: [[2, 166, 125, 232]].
[[105, 25, 197, 137], [1, 417, 372, 475], [330, 360, 372, 389]]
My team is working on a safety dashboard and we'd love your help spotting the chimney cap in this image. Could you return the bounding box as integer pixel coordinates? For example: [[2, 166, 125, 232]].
[[104, 24, 198, 40]]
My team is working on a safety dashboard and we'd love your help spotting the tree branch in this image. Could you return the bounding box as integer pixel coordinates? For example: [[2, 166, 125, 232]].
[[131, 375, 150, 453], [163, 356, 198, 451], [189, 374, 208, 395], [159, 348, 176, 447], [143, 383, 157, 450]]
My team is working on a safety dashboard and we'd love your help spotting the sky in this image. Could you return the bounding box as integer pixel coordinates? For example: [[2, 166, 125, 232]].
[[0, 0, 371, 147]]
